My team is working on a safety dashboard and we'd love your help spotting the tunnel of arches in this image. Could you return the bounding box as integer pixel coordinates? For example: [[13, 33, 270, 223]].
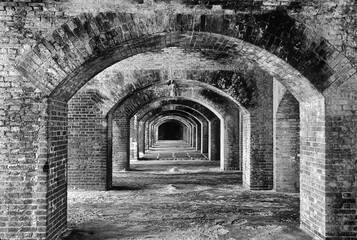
[[158, 119, 185, 141], [13, 8, 357, 240]]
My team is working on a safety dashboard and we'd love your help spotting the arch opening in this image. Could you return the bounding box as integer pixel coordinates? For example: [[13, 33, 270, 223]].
[[13, 9, 344, 240]]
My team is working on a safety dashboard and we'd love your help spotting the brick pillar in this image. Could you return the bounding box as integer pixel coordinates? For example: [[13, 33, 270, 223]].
[[242, 112, 251, 188], [47, 99, 68, 239], [192, 125, 196, 148], [1, 94, 50, 239], [68, 91, 107, 190], [112, 115, 130, 172], [145, 122, 150, 151], [202, 121, 209, 154], [275, 91, 300, 193], [299, 98, 326, 239], [138, 122, 145, 156], [321, 87, 357, 239], [209, 117, 220, 161], [196, 124, 201, 151], [130, 116, 138, 160], [223, 110, 240, 170], [245, 77, 274, 190]]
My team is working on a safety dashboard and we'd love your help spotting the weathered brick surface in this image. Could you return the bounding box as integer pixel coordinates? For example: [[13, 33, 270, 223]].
[[112, 115, 130, 172], [300, 97, 326, 239], [47, 99, 68, 240], [68, 90, 107, 190], [130, 116, 138, 160], [275, 91, 300, 193], [243, 70, 274, 190], [322, 78, 357, 239], [0, 1, 356, 239]]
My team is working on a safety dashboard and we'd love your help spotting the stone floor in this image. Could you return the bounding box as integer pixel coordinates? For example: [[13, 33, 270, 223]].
[[140, 140, 208, 160], [65, 141, 312, 240]]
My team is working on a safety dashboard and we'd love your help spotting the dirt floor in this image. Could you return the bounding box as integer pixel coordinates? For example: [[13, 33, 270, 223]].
[[65, 158, 312, 240]]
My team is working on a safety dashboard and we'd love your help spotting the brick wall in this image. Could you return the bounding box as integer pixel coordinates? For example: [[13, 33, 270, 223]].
[[1, 1, 356, 239], [245, 72, 274, 190], [47, 99, 68, 240], [275, 91, 300, 193], [209, 117, 221, 161], [242, 112, 251, 189], [300, 98, 326, 239], [323, 78, 357, 239], [112, 114, 130, 172], [68, 90, 107, 190], [129, 116, 138, 160], [223, 109, 240, 170]]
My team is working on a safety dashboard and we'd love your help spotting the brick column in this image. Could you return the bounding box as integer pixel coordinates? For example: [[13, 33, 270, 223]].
[[130, 116, 138, 161], [274, 91, 300, 193], [202, 121, 209, 154], [223, 110, 240, 170], [112, 115, 130, 172], [209, 117, 220, 161], [196, 124, 201, 151], [299, 98, 326, 239], [321, 87, 357, 239], [138, 121, 145, 156], [68, 91, 107, 190], [47, 99, 68, 239], [244, 76, 274, 190]]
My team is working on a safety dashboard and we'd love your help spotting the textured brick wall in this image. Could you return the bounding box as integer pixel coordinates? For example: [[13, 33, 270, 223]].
[[242, 112, 251, 189], [323, 79, 357, 239], [129, 116, 138, 160], [300, 98, 326, 239], [223, 109, 240, 170], [1, 1, 357, 239], [275, 91, 300, 193], [245, 72, 274, 190], [137, 122, 145, 156], [209, 117, 221, 161], [68, 90, 107, 190], [112, 115, 130, 172], [47, 99, 68, 240]]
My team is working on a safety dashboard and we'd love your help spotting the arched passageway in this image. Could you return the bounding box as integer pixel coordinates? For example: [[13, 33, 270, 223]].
[[5, 3, 357, 239], [158, 121, 184, 140]]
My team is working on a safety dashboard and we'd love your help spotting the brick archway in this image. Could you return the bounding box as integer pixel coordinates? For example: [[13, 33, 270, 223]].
[[109, 80, 240, 173], [153, 116, 193, 143], [14, 9, 355, 240], [136, 100, 218, 159], [138, 107, 206, 153], [17, 11, 353, 101], [147, 111, 201, 150]]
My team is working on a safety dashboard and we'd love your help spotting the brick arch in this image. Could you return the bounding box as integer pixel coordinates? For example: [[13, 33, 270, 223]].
[[137, 99, 220, 160], [138, 103, 212, 123], [110, 80, 242, 171], [111, 80, 237, 118], [76, 67, 270, 118], [16, 10, 354, 103], [13, 10, 346, 240], [153, 115, 195, 143], [135, 100, 215, 156], [146, 110, 202, 149]]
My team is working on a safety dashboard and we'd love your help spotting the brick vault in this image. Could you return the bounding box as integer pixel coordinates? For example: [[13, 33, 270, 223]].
[[0, 0, 356, 239]]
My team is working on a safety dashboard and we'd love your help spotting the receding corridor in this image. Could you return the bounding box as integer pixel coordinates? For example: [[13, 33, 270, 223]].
[[65, 143, 311, 240], [141, 140, 208, 161], [3, 1, 357, 239]]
